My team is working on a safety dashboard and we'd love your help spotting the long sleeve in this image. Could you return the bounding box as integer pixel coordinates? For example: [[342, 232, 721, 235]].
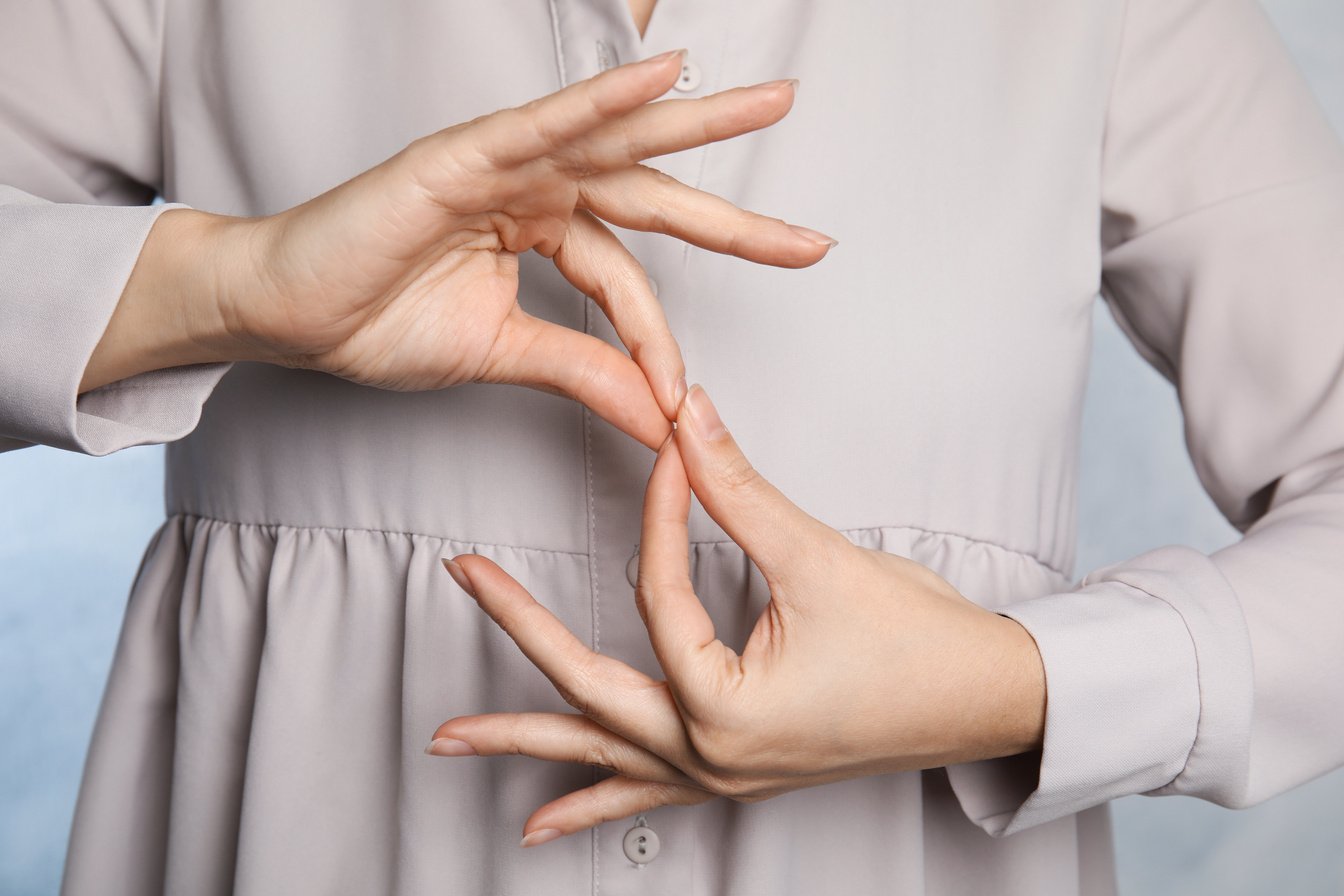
[[947, 0, 1344, 836], [0, 0, 232, 456]]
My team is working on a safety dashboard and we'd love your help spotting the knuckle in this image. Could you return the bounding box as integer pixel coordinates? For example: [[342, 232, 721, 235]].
[[554, 673, 593, 715], [502, 731, 527, 757], [556, 656, 602, 716], [580, 739, 618, 774], [644, 165, 680, 191], [717, 454, 762, 493]]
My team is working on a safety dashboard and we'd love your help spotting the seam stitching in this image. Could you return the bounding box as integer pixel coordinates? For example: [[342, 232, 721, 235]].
[[692, 522, 1068, 579], [165, 511, 588, 557], [580, 293, 601, 896], [547, 0, 568, 88], [153, 0, 170, 194], [1107, 165, 1344, 251], [161, 513, 1066, 578]]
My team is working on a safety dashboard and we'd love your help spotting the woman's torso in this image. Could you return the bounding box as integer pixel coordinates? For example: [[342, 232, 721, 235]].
[[84, 1, 1124, 893]]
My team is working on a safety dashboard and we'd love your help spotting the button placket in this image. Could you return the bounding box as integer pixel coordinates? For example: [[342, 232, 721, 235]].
[[549, 3, 728, 891]]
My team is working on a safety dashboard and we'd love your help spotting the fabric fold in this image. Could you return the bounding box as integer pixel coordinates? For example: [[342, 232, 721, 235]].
[[0, 189, 232, 456]]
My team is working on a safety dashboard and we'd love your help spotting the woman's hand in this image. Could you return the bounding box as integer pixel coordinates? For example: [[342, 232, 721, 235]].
[[430, 384, 1048, 845], [190, 51, 829, 448]]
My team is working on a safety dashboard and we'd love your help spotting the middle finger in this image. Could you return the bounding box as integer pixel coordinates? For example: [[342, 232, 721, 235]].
[[580, 165, 838, 268], [556, 79, 799, 174], [429, 711, 700, 787], [551, 209, 686, 419]]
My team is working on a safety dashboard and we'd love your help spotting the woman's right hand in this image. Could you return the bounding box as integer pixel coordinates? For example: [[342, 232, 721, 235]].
[[90, 49, 835, 449]]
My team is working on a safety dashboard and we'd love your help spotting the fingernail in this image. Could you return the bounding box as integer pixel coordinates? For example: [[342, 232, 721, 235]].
[[752, 78, 799, 92], [644, 48, 686, 65], [520, 828, 564, 848], [686, 384, 727, 441], [425, 737, 477, 757], [673, 375, 688, 411], [441, 558, 476, 598], [787, 224, 838, 248]]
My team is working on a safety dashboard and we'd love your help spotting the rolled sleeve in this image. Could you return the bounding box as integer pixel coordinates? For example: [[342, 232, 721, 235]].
[[948, 544, 1257, 836], [0, 189, 233, 455], [947, 0, 1344, 838]]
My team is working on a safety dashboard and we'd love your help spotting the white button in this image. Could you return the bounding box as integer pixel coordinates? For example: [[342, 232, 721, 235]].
[[625, 545, 640, 588], [674, 58, 702, 92], [623, 824, 660, 864], [647, 276, 659, 297]]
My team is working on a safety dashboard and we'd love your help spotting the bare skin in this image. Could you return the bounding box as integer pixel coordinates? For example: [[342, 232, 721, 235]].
[[82, 7, 1049, 845], [80, 52, 835, 449], [627, 0, 657, 37], [432, 384, 1048, 845]]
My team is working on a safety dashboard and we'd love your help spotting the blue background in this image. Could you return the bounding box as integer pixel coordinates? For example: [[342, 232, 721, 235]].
[[2, 2, 1342, 891]]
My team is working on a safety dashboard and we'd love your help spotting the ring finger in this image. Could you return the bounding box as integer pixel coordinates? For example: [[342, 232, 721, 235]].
[[429, 711, 699, 786]]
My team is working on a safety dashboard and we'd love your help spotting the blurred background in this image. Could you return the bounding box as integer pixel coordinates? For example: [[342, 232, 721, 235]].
[[2, 1, 1343, 892]]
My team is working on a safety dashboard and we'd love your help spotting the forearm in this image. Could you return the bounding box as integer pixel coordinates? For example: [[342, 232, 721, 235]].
[[78, 207, 261, 394]]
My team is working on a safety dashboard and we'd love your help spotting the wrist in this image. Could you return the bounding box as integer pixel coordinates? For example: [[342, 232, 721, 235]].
[[79, 207, 266, 393], [992, 613, 1047, 756]]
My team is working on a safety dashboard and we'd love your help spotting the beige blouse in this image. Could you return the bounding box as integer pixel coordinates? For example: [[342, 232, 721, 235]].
[[2, 0, 1343, 893]]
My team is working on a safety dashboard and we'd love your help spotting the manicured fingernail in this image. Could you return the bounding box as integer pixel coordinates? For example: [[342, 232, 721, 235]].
[[686, 384, 727, 441], [752, 78, 799, 92], [520, 828, 564, 848], [644, 48, 686, 66], [425, 737, 477, 757], [787, 224, 838, 248], [673, 375, 688, 410], [441, 558, 476, 598]]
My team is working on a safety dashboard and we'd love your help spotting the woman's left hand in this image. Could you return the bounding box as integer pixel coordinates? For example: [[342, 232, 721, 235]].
[[431, 384, 1047, 846]]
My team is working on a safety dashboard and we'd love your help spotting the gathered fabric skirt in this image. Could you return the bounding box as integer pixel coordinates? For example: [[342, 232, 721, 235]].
[[59, 511, 1115, 895]]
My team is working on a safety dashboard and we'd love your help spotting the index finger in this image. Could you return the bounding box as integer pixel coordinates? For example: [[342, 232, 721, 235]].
[[551, 209, 686, 419], [467, 49, 687, 169], [448, 554, 687, 754]]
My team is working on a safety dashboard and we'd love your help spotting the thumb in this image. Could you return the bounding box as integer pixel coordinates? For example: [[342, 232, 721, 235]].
[[673, 383, 846, 583], [483, 307, 673, 450]]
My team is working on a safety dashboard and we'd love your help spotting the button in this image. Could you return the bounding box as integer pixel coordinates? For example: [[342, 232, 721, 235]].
[[622, 823, 660, 864], [674, 58, 702, 92], [647, 276, 659, 298], [625, 545, 640, 588]]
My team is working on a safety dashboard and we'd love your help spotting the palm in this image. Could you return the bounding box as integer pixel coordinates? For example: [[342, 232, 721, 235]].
[[290, 240, 524, 393], [246, 154, 577, 391], [223, 53, 835, 448]]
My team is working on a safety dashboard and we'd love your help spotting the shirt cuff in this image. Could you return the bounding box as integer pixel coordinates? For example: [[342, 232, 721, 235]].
[[943, 544, 1252, 836], [0, 190, 233, 456]]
